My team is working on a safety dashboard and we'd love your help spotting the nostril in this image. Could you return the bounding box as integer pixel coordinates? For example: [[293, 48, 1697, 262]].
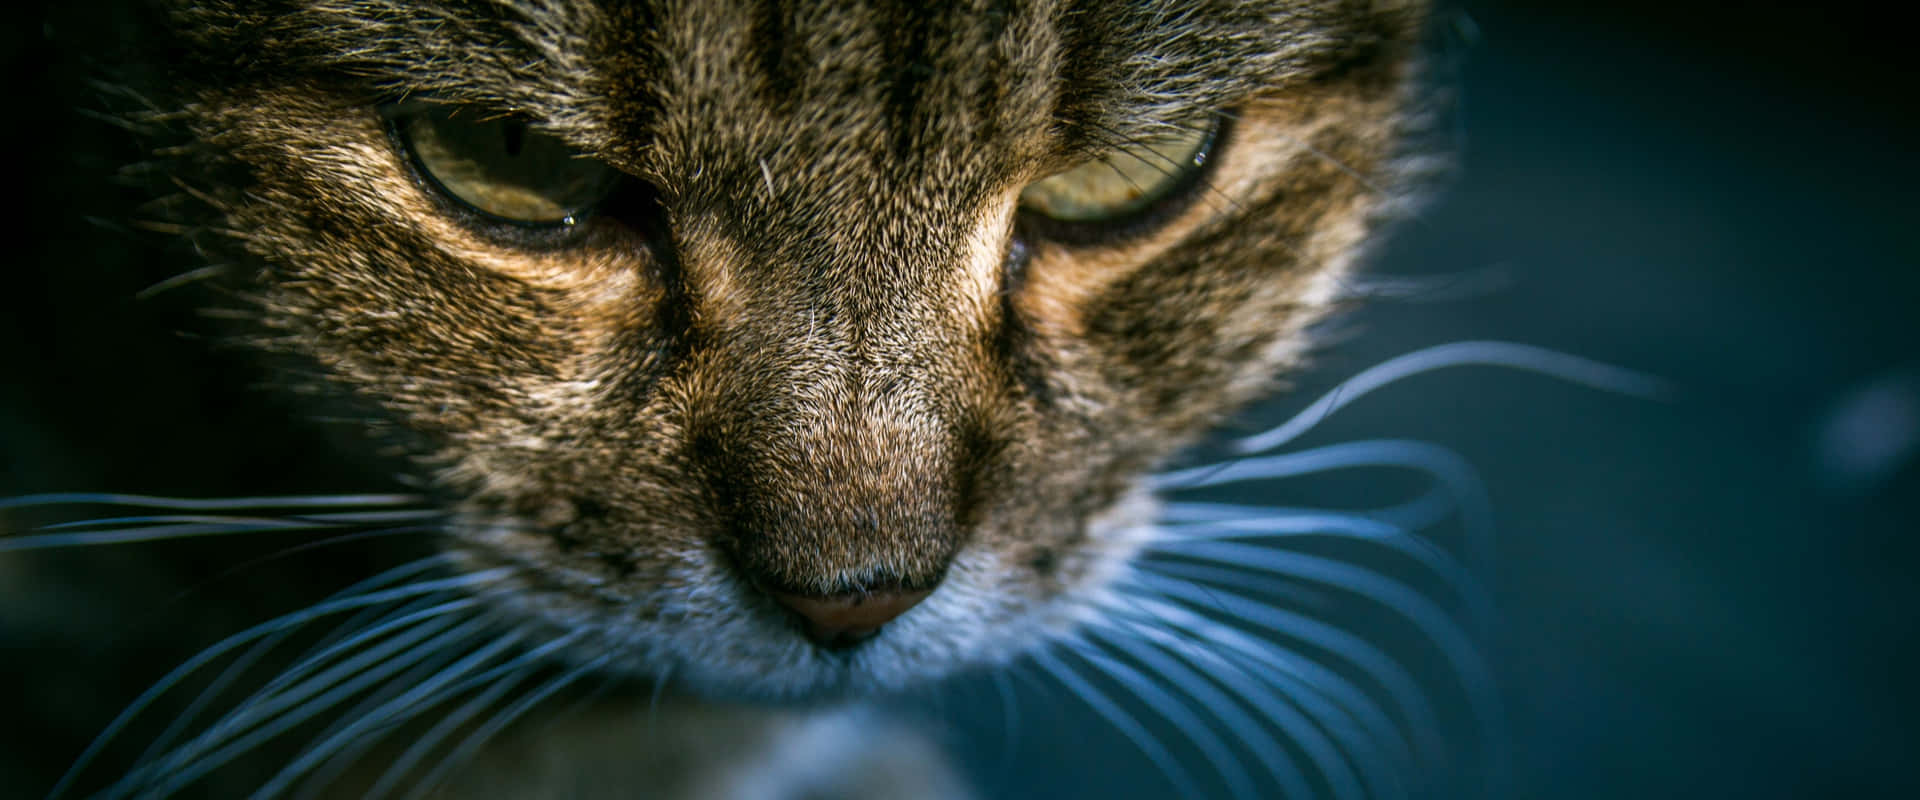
[[770, 587, 932, 649]]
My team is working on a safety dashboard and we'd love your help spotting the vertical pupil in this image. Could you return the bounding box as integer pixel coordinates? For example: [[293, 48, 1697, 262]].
[[501, 119, 527, 157]]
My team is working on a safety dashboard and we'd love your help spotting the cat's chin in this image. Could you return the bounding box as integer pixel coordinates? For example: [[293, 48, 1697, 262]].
[[446, 548, 1104, 701], [443, 491, 1159, 701]]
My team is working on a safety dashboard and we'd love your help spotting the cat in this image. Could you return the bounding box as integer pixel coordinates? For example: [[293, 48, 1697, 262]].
[[0, 0, 1533, 797]]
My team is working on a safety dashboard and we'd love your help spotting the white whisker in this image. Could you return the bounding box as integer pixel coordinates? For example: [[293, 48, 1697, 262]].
[[45, 556, 488, 800], [1106, 575, 1413, 797], [0, 510, 445, 552], [1153, 438, 1475, 498], [36, 510, 446, 532], [1098, 609, 1392, 800], [1081, 624, 1310, 799], [644, 663, 674, 741], [1122, 571, 1444, 768], [286, 629, 499, 800], [399, 648, 610, 800], [1151, 438, 1495, 578], [358, 634, 587, 800], [294, 595, 458, 681], [260, 633, 553, 800], [163, 603, 484, 776], [1229, 341, 1674, 455], [1029, 647, 1205, 799], [1146, 553, 1500, 765], [134, 617, 494, 799], [1332, 266, 1514, 305], [989, 668, 1021, 782], [1068, 637, 1260, 800], [1160, 490, 1454, 532], [135, 594, 459, 774], [1148, 511, 1491, 631], [251, 599, 485, 702], [0, 492, 426, 512]]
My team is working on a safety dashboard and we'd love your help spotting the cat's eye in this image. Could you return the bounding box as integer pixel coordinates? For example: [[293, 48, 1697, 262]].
[[396, 108, 619, 226], [1019, 122, 1217, 226]]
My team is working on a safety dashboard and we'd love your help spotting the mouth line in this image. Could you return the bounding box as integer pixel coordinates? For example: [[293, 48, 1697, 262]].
[[439, 537, 874, 687]]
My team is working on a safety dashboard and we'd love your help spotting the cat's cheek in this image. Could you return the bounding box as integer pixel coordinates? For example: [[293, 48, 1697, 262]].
[[203, 96, 686, 474]]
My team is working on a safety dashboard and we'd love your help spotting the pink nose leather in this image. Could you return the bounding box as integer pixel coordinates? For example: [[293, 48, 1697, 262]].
[[772, 588, 932, 649]]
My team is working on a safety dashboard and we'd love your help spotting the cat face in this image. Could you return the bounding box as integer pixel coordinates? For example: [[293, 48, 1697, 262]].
[[165, 0, 1426, 697]]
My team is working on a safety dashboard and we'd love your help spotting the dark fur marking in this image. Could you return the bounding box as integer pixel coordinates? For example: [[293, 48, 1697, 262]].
[[750, 0, 801, 115]]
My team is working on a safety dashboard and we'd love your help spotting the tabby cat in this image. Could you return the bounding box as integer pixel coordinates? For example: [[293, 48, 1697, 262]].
[[2, 0, 1513, 797]]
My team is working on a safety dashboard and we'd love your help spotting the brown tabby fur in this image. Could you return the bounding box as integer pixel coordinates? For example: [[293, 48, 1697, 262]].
[[138, 0, 1433, 702]]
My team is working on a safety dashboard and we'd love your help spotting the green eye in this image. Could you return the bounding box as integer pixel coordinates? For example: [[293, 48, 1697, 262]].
[[397, 108, 619, 226], [1019, 123, 1216, 224]]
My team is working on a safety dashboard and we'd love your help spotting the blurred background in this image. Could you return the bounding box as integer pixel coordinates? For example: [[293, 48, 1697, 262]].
[[4, 1, 1914, 798]]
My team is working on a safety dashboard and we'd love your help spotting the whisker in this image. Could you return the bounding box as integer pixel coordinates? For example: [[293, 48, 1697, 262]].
[[399, 648, 610, 800], [136, 263, 227, 300], [358, 634, 586, 800], [82, 538, 453, 781], [2, 511, 447, 553], [2, 520, 340, 552], [45, 556, 493, 800], [281, 623, 514, 800], [1145, 553, 1501, 769], [121, 601, 473, 787], [1096, 608, 1389, 800], [133, 593, 458, 774], [1161, 489, 1455, 532], [158, 525, 444, 613], [1151, 438, 1495, 579], [1161, 493, 1435, 523], [990, 668, 1021, 783], [1106, 589, 1416, 800], [1331, 265, 1515, 305], [1157, 508, 1419, 540], [1154, 438, 1477, 494], [1105, 567, 1408, 794], [1152, 541, 1482, 667], [1229, 341, 1675, 456], [1121, 570, 1444, 770], [37, 510, 447, 532], [259, 633, 549, 800], [137, 606, 487, 787], [1078, 626, 1293, 800], [132, 617, 494, 799], [1069, 639, 1259, 800], [252, 599, 485, 701], [342, 663, 531, 800], [0, 492, 426, 512], [63, 560, 455, 796], [644, 663, 674, 741], [1029, 647, 1205, 799], [1148, 510, 1490, 629], [1272, 128, 1387, 197]]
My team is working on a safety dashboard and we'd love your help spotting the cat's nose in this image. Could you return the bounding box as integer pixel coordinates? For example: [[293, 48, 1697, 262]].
[[769, 587, 932, 649]]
